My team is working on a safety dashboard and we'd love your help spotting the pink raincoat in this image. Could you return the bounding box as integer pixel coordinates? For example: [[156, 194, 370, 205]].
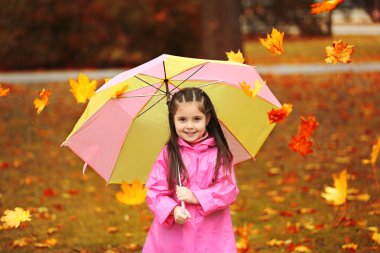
[[142, 136, 239, 253]]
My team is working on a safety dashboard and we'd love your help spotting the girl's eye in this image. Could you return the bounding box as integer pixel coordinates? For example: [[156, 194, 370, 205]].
[[194, 117, 202, 121], [177, 118, 186, 122]]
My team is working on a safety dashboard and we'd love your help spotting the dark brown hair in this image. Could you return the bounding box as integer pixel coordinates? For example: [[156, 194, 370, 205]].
[[166, 87, 233, 193]]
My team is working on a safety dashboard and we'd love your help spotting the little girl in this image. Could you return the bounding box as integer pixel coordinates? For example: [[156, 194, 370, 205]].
[[142, 87, 239, 253]]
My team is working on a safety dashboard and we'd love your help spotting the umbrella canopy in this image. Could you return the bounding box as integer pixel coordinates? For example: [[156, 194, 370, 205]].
[[62, 54, 281, 184]]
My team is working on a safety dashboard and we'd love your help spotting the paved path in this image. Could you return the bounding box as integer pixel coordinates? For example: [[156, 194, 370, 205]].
[[1, 62, 380, 84]]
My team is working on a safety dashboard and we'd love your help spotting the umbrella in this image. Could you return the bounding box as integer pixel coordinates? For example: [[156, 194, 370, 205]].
[[62, 54, 281, 184]]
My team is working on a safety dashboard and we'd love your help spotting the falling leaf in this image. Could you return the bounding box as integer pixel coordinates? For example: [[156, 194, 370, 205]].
[[226, 50, 245, 63], [239, 80, 263, 97], [311, 0, 344, 14], [116, 179, 147, 206], [289, 135, 313, 157], [372, 231, 380, 244], [0, 84, 10, 97], [69, 73, 97, 104], [321, 170, 348, 205], [325, 40, 355, 64], [299, 115, 319, 138], [268, 103, 293, 123], [112, 83, 128, 98], [1, 207, 31, 229], [33, 88, 51, 115], [259, 28, 284, 55]]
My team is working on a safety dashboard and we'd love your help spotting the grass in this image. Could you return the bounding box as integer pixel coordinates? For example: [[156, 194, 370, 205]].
[[244, 35, 380, 65], [1, 53, 380, 252]]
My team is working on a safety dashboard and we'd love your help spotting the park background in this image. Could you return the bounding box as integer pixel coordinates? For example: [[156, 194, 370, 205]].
[[1, 0, 380, 252]]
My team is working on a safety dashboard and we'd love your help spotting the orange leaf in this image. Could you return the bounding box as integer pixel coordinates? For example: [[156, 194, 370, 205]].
[[112, 83, 128, 98], [11, 237, 32, 248], [289, 135, 313, 157], [325, 40, 355, 64], [239, 80, 263, 97], [34, 238, 58, 248], [33, 88, 51, 115], [226, 50, 245, 63], [310, 0, 344, 14], [0, 84, 10, 97], [369, 136, 380, 167], [268, 103, 292, 123], [299, 115, 319, 138], [259, 28, 284, 55]]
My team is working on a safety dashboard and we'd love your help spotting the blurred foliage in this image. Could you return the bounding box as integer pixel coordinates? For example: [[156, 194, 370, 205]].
[[0, 0, 200, 70]]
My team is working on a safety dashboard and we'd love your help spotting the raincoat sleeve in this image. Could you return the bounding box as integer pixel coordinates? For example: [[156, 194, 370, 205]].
[[192, 165, 239, 216], [145, 147, 179, 227]]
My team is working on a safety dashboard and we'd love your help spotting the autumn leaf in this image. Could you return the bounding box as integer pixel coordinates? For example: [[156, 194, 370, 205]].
[[288, 135, 313, 157], [321, 170, 348, 205], [325, 40, 355, 64], [226, 50, 245, 63], [1, 207, 31, 229], [268, 103, 293, 123], [311, 0, 344, 14], [369, 136, 380, 167], [294, 245, 312, 252], [299, 115, 319, 138], [33, 88, 51, 115], [341, 243, 358, 251], [34, 238, 58, 248], [239, 80, 263, 97], [11, 237, 32, 248], [0, 84, 10, 97], [259, 28, 284, 55], [112, 83, 128, 98], [116, 179, 147, 205], [69, 73, 97, 104], [266, 239, 287, 247]]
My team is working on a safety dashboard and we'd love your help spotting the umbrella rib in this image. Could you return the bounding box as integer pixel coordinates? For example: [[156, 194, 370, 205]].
[[169, 63, 207, 93], [135, 75, 166, 93], [120, 93, 166, 98], [135, 94, 167, 118]]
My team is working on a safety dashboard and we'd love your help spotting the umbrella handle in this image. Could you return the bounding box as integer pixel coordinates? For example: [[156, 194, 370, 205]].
[[177, 165, 186, 213]]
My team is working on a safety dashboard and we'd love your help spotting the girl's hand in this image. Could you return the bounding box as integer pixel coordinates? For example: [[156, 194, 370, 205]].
[[176, 186, 199, 204], [173, 206, 192, 224]]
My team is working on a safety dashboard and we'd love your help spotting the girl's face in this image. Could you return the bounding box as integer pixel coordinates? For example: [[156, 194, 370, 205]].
[[174, 101, 209, 144]]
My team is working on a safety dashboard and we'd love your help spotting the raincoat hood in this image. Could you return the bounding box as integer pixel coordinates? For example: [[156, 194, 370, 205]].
[[177, 133, 216, 153]]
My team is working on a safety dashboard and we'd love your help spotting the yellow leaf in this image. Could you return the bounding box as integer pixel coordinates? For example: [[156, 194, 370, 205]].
[[34, 238, 58, 248], [112, 83, 128, 98], [0, 84, 10, 97], [11, 238, 31, 248], [239, 80, 263, 97], [347, 193, 370, 202], [266, 239, 286, 246], [69, 73, 97, 104], [107, 226, 118, 233], [325, 40, 355, 64], [321, 170, 347, 205], [226, 50, 245, 63], [372, 232, 380, 244], [341, 243, 358, 250], [294, 245, 311, 252], [116, 179, 147, 206], [33, 88, 51, 115], [259, 28, 284, 55], [1, 207, 31, 229]]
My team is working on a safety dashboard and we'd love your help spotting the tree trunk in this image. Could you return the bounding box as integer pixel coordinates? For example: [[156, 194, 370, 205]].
[[201, 0, 243, 60]]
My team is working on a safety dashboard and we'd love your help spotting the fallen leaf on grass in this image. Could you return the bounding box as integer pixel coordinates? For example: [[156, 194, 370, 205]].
[[259, 28, 285, 55], [11, 237, 32, 248], [325, 40, 355, 64], [1, 207, 31, 229], [341, 243, 358, 251], [226, 50, 245, 63], [34, 238, 58, 248], [107, 226, 119, 233]]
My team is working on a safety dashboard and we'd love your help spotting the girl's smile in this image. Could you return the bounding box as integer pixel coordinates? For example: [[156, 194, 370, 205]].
[[174, 101, 210, 144]]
